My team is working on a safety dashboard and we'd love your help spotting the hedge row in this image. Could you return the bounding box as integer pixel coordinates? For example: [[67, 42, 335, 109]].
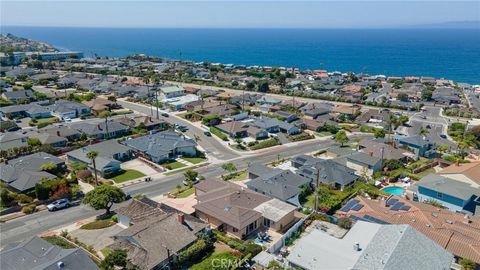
[[210, 127, 228, 141], [249, 138, 280, 150], [213, 230, 262, 257]]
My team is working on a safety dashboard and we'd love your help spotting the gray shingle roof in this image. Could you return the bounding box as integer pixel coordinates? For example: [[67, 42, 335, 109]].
[[299, 159, 359, 186], [70, 121, 128, 136], [0, 236, 99, 270], [66, 140, 131, 169], [0, 152, 64, 191], [417, 174, 479, 200], [123, 131, 196, 159]]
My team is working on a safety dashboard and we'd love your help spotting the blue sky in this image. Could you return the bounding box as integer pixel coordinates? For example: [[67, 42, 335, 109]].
[[1, 1, 479, 28]]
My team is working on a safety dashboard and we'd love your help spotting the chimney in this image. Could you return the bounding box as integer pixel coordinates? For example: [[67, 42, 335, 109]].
[[177, 213, 185, 224], [353, 243, 361, 251], [369, 152, 373, 157], [56, 131, 61, 136]]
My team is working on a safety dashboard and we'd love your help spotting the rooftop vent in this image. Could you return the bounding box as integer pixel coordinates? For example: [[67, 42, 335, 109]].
[[57, 261, 65, 269], [353, 242, 361, 251]]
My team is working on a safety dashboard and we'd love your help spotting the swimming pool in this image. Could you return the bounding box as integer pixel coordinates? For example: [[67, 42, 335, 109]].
[[382, 186, 405, 196]]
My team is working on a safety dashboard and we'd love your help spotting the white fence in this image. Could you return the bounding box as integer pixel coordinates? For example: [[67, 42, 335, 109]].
[[267, 214, 309, 253]]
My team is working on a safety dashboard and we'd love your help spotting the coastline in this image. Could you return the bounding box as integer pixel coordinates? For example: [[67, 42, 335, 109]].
[[2, 27, 479, 84]]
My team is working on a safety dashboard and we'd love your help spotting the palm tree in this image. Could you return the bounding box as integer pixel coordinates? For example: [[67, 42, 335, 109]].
[[86, 151, 99, 186], [152, 75, 161, 119], [99, 110, 112, 139], [143, 75, 153, 116]]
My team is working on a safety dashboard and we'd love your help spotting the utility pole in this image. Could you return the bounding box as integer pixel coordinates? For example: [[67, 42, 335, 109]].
[[380, 147, 385, 169], [155, 87, 159, 119], [314, 168, 320, 213], [242, 88, 245, 112]]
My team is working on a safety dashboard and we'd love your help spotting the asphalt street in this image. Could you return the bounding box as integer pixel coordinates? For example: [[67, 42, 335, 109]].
[[405, 106, 456, 148], [0, 134, 371, 247]]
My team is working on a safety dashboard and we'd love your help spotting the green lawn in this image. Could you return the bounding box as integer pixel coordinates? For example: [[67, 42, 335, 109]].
[[190, 252, 238, 270], [182, 157, 207, 164], [161, 161, 187, 170], [110, 169, 145, 183], [80, 219, 116, 230], [101, 248, 112, 258], [36, 116, 59, 124], [415, 168, 435, 178], [315, 131, 333, 137], [176, 187, 195, 198]]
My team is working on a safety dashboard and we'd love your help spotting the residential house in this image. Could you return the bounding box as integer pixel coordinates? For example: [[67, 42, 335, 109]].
[[343, 152, 383, 176], [49, 100, 91, 119], [301, 117, 337, 132], [70, 121, 129, 139], [82, 97, 115, 113], [396, 135, 436, 158], [338, 196, 480, 265], [194, 180, 297, 239], [202, 104, 238, 118], [159, 85, 185, 99], [215, 121, 268, 140], [432, 87, 461, 105], [1, 90, 35, 103], [42, 126, 81, 142], [0, 104, 52, 119], [66, 140, 133, 177], [230, 93, 262, 107], [25, 130, 67, 148], [0, 152, 65, 193], [255, 96, 282, 106], [274, 111, 298, 123], [358, 139, 410, 162], [410, 174, 479, 215], [123, 131, 197, 163], [110, 199, 206, 270], [293, 155, 359, 190], [302, 103, 331, 119], [0, 132, 28, 150], [287, 221, 453, 270], [114, 116, 168, 131], [247, 164, 311, 206], [0, 236, 99, 270], [251, 117, 300, 135], [437, 161, 480, 188]]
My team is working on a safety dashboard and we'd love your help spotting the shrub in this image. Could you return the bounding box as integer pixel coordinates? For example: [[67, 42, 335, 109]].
[[37, 122, 49, 129], [14, 193, 34, 204], [101, 249, 127, 270], [77, 169, 92, 181], [250, 138, 280, 150], [22, 204, 36, 214], [459, 258, 476, 270], [177, 239, 211, 265], [337, 217, 353, 229]]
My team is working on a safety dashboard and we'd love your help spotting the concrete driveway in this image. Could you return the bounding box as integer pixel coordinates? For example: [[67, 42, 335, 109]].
[[121, 158, 158, 175], [70, 223, 124, 251]]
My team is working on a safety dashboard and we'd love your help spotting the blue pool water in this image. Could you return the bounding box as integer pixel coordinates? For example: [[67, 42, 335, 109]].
[[382, 186, 405, 196]]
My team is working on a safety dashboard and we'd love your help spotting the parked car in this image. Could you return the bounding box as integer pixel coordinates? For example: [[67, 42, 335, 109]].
[[161, 112, 169, 117], [420, 115, 427, 119], [15, 118, 22, 123], [178, 126, 188, 132], [426, 124, 431, 129], [183, 177, 200, 186], [440, 134, 447, 139], [47, 198, 71, 211], [203, 131, 211, 136], [64, 117, 72, 122]]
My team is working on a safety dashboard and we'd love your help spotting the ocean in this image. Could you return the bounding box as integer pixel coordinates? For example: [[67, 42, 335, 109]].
[[2, 27, 480, 84]]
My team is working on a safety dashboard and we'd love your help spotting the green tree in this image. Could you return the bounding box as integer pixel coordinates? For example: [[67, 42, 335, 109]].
[[86, 151, 99, 186], [398, 115, 409, 125], [221, 163, 237, 174], [397, 93, 409, 102], [27, 138, 42, 147], [183, 169, 198, 184], [422, 89, 433, 101], [334, 130, 349, 147], [82, 185, 126, 215], [419, 127, 429, 137], [437, 145, 449, 153], [101, 249, 127, 270], [257, 81, 269, 93], [40, 162, 57, 173], [0, 184, 12, 207], [374, 128, 386, 138], [337, 217, 353, 229]]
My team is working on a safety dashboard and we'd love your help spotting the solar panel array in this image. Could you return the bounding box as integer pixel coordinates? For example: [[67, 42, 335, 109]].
[[390, 202, 405, 211], [339, 199, 360, 212], [363, 214, 390, 225]]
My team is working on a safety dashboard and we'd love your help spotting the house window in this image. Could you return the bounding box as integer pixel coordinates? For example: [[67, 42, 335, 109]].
[[232, 228, 238, 233], [437, 192, 443, 199], [246, 221, 257, 234], [264, 218, 271, 227]]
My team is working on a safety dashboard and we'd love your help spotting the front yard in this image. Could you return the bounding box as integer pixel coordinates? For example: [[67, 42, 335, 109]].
[[110, 169, 145, 183], [183, 157, 207, 164], [161, 160, 187, 170], [176, 187, 195, 198]]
